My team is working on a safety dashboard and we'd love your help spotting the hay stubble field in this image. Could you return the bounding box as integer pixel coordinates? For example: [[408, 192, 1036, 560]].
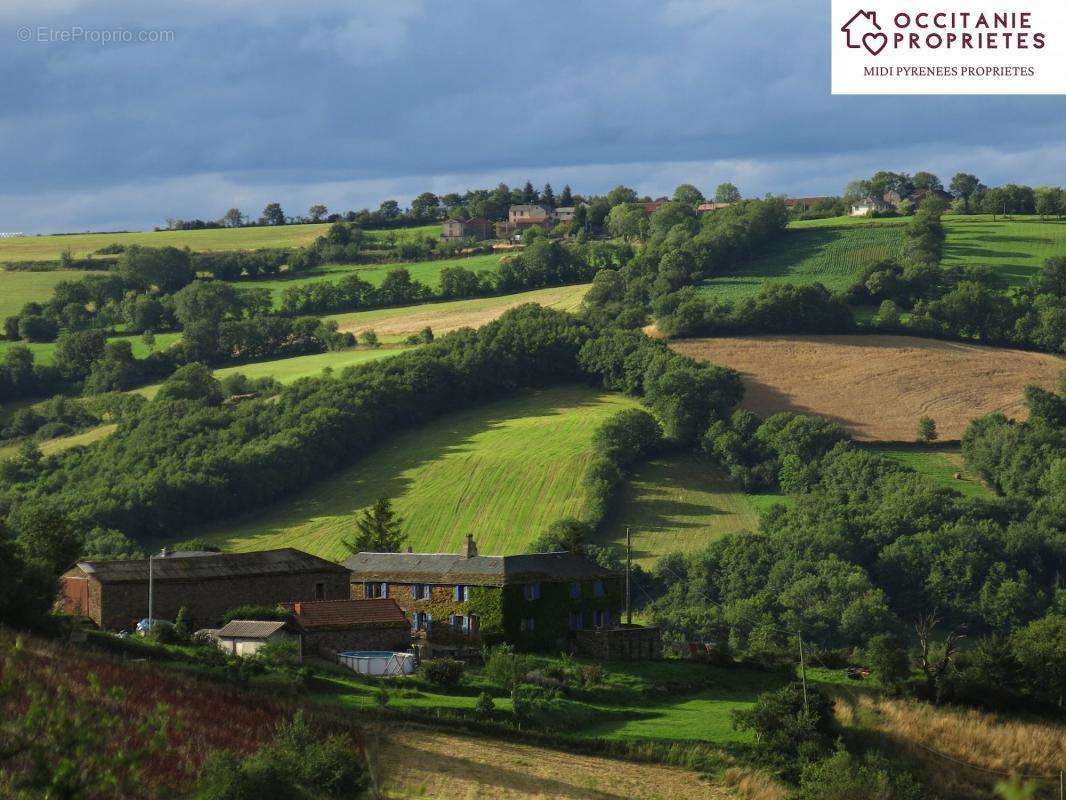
[[673, 334, 1063, 441]]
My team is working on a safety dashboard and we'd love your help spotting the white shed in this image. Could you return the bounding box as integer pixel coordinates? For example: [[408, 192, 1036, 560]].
[[216, 619, 300, 658]]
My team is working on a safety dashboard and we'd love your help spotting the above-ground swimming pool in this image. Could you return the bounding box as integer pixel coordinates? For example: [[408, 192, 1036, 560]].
[[338, 650, 416, 676]]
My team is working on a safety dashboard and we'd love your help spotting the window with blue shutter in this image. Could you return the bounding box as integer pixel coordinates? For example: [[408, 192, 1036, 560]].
[[524, 582, 541, 601], [454, 585, 470, 602], [593, 580, 605, 598], [569, 581, 580, 599]]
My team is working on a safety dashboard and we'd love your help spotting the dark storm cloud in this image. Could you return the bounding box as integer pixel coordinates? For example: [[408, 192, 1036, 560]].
[[0, 0, 1063, 231]]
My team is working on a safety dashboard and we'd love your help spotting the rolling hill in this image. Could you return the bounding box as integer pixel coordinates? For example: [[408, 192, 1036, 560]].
[[183, 385, 642, 559], [672, 334, 1064, 442], [0, 223, 441, 262], [699, 214, 1066, 303]]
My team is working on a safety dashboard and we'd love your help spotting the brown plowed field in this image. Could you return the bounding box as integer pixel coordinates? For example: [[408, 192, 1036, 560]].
[[672, 335, 1063, 442]]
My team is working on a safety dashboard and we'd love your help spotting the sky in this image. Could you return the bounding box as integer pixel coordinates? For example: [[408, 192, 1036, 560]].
[[2, 0, 1065, 233]]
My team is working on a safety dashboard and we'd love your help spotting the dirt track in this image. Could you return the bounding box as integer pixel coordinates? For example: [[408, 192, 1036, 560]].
[[672, 335, 1064, 441]]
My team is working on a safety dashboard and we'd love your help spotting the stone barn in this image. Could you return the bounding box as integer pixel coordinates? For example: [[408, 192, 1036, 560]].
[[283, 598, 411, 656], [60, 548, 350, 631]]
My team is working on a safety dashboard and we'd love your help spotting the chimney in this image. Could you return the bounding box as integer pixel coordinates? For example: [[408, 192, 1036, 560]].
[[159, 546, 169, 558], [462, 534, 478, 559], [406, 546, 413, 553]]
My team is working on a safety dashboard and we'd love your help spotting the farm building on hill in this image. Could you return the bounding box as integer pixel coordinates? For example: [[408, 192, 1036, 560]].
[[345, 535, 656, 657], [850, 195, 893, 216], [282, 598, 411, 656], [60, 548, 350, 631], [440, 217, 494, 241], [697, 202, 732, 214]]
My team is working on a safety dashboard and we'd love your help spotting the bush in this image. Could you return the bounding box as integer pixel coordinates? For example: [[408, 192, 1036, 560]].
[[194, 712, 367, 800], [475, 691, 495, 718], [799, 747, 925, 800], [731, 683, 836, 772], [864, 634, 910, 694], [222, 605, 290, 624], [421, 658, 465, 688]]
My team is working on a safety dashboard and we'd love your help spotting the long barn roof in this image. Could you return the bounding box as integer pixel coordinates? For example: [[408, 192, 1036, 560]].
[[343, 551, 614, 587], [74, 548, 347, 584]]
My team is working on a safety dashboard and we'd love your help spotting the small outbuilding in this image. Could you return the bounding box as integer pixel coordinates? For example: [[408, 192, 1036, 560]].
[[216, 619, 301, 658], [282, 598, 411, 657]]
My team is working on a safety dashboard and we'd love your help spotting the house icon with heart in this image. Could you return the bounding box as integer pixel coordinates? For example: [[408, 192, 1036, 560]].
[[841, 9, 888, 56]]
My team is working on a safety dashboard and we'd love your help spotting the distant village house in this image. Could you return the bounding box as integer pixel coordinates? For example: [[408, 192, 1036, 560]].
[[440, 217, 494, 241]]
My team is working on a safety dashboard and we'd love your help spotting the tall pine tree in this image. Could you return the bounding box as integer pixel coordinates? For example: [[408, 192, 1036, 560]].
[[541, 183, 555, 208], [343, 497, 407, 553]]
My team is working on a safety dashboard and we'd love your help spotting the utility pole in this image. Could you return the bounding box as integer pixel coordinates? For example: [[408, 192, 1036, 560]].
[[798, 631, 809, 715], [625, 526, 632, 626], [147, 551, 154, 634]]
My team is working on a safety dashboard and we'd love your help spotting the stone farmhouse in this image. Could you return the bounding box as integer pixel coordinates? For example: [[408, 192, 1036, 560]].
[[344, 535, 658, 656], [60, 548, 350, 631], [440, 217, 494, 241]]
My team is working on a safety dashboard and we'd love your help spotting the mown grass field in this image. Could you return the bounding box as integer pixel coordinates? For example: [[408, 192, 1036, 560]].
[[185, 385, 641, 559], [0, 224, 441, 262], [325, 283, 590, 342], [0, 268, 111, 320], [699, 214, 1066, 303], [861, 443, 990, 498], [244, 252, 505, 308], [597, 452, 785, 567]]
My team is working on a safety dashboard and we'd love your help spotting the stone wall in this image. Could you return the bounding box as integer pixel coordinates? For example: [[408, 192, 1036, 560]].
[[575, 626, 662, 661]]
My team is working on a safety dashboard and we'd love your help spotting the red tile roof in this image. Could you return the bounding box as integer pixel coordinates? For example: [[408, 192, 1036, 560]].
[[282, 598, 409, 630]]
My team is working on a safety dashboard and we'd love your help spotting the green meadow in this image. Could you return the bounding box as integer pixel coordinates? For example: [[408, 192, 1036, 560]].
[[0, 223, 441, 262], [860, 443, 991, 498], [0, 268, 111, 320], [183, 385, 642, 560], [597, 451, 786, 567], [699, 214, 1066, 303]]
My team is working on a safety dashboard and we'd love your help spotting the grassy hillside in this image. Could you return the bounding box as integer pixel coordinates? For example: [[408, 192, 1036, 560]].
[[243, 252, 505, 308], [861, 443, 990, 498], [699, 214, 1066, 303], [0, 223, 441, 262], [0, 268, 111, 320], [597, 452, 784, 567], [184, 385, 641, 559]]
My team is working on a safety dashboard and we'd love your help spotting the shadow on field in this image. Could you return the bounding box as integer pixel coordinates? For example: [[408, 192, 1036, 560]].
[[185, 386, 611, 554]]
